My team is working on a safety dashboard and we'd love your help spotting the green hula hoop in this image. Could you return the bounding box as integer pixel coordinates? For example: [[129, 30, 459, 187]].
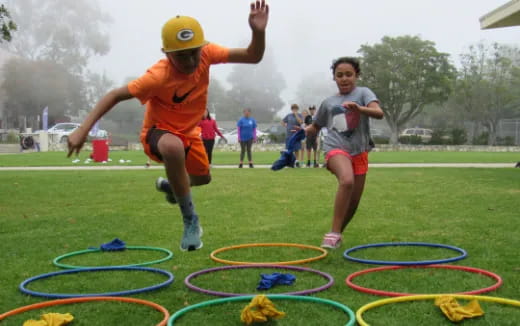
[[53, 246, 173, 269], [168, 294, 355, 325]]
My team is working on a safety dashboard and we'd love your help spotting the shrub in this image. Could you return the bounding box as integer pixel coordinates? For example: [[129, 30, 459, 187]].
[[450, 128, 468, 145], [472, 132, 489, 145], [496, 136, 515, 146], [372, 136, 389, 144], [399, 135, 422, 144], [429, 129, 448, 145]]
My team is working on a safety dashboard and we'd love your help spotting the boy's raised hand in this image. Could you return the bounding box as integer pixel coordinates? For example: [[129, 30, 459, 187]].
[[249, 0, 269, 32]]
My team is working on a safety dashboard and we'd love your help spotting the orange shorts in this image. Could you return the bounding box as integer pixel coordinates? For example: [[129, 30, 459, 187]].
[[325, 150, 368, 175], [142, 127, 209, 176]]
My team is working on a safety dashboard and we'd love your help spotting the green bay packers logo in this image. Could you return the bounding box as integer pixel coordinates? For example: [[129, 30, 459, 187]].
[[177, 29, 194, 42]]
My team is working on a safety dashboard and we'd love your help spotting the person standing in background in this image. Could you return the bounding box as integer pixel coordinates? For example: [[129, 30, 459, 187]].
[[237, 108, 257, 168], [305, 106, 319, 167], [199, 109, 225, 164], [282, 104, 303, 167]]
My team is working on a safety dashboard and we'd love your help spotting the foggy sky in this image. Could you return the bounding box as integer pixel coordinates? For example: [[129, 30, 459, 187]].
[[91, 0, 519, 115]]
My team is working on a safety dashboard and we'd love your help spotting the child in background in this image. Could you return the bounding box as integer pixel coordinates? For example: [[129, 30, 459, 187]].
[[305, 57, 384, 249], [304, 106, 319, 167]]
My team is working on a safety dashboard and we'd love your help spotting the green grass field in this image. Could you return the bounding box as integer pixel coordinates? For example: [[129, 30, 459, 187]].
[[0, 166, 519, 325], [0, 150, 519, 167]]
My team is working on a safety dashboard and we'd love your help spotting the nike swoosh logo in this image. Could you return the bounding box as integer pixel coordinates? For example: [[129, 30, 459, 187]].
[[172, 87, 195, 104]]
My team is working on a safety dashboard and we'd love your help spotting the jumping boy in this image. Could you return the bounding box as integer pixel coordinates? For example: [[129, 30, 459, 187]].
[[67, 1, 269, 251]]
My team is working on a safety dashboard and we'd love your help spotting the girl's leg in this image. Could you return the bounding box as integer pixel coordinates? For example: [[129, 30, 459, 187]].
[[341, 174, 366, 232], [327, 154, 355, 233], [203, 139, 213, 164], [246, 139, 253, 163], [239, 141, 246, 163]]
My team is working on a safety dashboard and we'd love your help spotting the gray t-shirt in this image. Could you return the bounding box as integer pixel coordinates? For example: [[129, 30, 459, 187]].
[[314, 86, 378, 156], [283, 112, 303, 138]]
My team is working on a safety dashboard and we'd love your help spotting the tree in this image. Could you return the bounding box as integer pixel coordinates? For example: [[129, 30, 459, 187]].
[[227, 49, 286, 122], [2, 57, 86, 128], [208, 77, 241, 121], [454, 42, 520, 145], [84, 72, 114, 108], [4, 0, 111, 76], [359, 35, 456, 144], [293, 72, 337, 109], [0, 4, 16, 42]]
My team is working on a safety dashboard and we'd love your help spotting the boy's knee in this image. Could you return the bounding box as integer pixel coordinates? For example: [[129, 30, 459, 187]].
[[191, 174, 211, 186], [158, 135, 184, 158]]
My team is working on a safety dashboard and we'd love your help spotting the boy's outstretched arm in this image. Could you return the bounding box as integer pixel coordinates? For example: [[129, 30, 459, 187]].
[[67, 86, 134, 157], [228, 0, 269, 63]]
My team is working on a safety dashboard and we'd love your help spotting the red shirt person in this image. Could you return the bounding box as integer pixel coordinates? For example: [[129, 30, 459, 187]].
[[198, 109, 225, 163]]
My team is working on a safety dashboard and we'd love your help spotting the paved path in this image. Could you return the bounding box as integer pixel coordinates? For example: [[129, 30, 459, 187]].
[[0, 163, 515, 171]]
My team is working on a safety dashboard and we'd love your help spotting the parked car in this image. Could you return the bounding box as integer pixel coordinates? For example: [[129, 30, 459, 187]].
[[399, 128, 433, 143], [38, 123, 108, 143], [370, 128, 390, 143], [217, 129, 268, 145]]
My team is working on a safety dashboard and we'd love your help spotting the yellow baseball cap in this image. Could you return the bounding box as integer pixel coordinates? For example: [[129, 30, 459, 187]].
[[162, 15, 208, 52]]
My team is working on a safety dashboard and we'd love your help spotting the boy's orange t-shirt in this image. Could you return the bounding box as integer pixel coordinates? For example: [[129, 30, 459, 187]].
[[128, 43, 229, 142]]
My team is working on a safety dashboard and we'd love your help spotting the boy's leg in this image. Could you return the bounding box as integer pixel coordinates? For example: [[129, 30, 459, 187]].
[[157, 133, 203, 251]]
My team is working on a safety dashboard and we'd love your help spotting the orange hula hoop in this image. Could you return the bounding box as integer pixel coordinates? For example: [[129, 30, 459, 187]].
[[210, 243, 328, 265], [0, 296, 170, 326]]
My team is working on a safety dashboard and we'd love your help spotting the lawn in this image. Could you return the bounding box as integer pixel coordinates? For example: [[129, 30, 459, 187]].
[[0, 149, 519, 167], [0, 168, 519, 325]]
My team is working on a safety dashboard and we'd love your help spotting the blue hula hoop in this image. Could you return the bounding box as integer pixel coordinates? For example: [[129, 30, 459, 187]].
[[343, 242, 467, 265], [19, 266, 174, 299]]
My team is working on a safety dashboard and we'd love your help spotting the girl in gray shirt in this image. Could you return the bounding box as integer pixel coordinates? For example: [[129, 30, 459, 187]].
[[306, 57, 384, 249]]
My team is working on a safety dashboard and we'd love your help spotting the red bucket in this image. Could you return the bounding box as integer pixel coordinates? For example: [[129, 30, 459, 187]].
[[92, 139, 109, 162]]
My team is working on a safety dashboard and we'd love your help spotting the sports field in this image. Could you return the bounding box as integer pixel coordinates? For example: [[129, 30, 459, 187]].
[[0, 155, 519, 325], [0, 150, 519, 167]]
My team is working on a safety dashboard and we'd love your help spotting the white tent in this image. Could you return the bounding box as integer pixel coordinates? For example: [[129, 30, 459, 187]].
[[480, 0, 520, 29]]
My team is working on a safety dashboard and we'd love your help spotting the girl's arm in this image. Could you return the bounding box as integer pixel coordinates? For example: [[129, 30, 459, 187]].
[[213, 120, 224, 137], [343, 101, 384, 120]]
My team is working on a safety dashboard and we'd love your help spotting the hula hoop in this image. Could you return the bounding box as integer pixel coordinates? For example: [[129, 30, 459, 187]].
[[53, 246, 173, 269], [343, 242, 467, 265], [168, 294, 355, 326], [210, 243, 328, 265], [19, 266, 174, 298], [185, 264, 334, 297], [0, 296, 170, 325], [356, 294, 520, 326], [346, 264, 502, 297]]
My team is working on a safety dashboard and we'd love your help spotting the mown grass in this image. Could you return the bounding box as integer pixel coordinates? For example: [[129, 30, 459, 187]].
[[0, 149, 519, 167], [0, 168, 519, 325]]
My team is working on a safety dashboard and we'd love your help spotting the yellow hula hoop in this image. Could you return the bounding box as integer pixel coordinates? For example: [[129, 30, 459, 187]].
[[356, 294, 520, 326], [210, 243, 328, 265]]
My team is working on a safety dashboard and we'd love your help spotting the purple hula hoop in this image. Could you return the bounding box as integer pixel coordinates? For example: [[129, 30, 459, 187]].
[[184, 264, 334, 297]]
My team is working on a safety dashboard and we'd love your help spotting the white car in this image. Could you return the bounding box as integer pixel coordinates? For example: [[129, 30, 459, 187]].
[[217, 129, 268, 145], [40, 123, 108, 143], [399, 128, 433, 143]]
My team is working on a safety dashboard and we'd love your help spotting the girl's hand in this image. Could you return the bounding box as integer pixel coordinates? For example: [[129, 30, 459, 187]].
[[342, 101, 360, 112], [249, 0, 269, 32]]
